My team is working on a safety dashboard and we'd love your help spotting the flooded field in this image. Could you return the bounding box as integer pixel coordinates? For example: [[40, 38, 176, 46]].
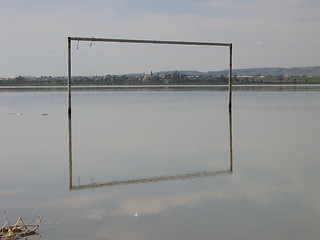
[[0, 85, 320, 240]]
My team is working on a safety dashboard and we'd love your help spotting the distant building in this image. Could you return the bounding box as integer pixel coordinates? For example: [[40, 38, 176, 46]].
[[237, 75, 254, 78]]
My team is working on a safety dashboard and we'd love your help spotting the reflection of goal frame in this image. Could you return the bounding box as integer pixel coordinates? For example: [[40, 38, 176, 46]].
[[68, 105, 233, 190], [67, 37, 233, 114]]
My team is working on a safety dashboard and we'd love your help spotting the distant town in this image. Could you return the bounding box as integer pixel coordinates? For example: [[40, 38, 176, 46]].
[[1, 66, 320, 86]]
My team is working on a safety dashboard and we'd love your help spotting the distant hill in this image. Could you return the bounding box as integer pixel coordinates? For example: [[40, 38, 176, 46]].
[[206, 66, 320, 77], [147, 66, 320, 77]]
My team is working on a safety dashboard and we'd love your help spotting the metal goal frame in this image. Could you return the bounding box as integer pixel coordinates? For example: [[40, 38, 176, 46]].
[[67, 37, 233, 114]]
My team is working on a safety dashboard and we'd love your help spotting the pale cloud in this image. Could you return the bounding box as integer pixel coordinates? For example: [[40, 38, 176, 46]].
[[39, 172, 307, 220], [115, 177, 306, 216], [251, 41, 266, 46], [40, 191, 119, 210], [282, 43, 295, 47], [40, 194, 98, 209], [39, 189, 228, 219], [114, 191, 223, 215], [0, 190, 22, 196]]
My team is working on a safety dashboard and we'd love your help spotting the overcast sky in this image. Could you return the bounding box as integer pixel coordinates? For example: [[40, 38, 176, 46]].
[[1, 0, 319, 77]]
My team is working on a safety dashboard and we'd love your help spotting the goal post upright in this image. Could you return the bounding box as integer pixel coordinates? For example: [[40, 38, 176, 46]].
[[68, 37, 72, 116], [229, 44, 232, 109], [67, 37, 233, 112]]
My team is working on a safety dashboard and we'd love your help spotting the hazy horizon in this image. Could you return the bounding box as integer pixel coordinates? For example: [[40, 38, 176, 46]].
[[2, 65, 320, 79]]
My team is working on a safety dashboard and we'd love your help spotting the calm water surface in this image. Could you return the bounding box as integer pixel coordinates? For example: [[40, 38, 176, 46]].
[[0, 85, 319, 240]]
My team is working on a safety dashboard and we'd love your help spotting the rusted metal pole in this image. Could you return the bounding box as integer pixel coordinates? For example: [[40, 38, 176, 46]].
[[68, 37, 73, 190], [228, 44, 233, 109], [228, 45, 233, 171], [68, 37, 72, 115], [229, 107, 233, 173], [68, 111, 73, 190]]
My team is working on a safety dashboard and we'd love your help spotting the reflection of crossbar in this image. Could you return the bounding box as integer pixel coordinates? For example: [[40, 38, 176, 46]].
[[68, 108, 233, 191], [70, 170, 232, 191]]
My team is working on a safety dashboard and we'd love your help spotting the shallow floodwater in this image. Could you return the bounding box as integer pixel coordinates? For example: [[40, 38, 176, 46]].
[[0, 85, 320, 240]]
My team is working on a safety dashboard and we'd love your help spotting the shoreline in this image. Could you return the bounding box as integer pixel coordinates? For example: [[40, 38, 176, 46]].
[[1, 84, 320, 92]]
